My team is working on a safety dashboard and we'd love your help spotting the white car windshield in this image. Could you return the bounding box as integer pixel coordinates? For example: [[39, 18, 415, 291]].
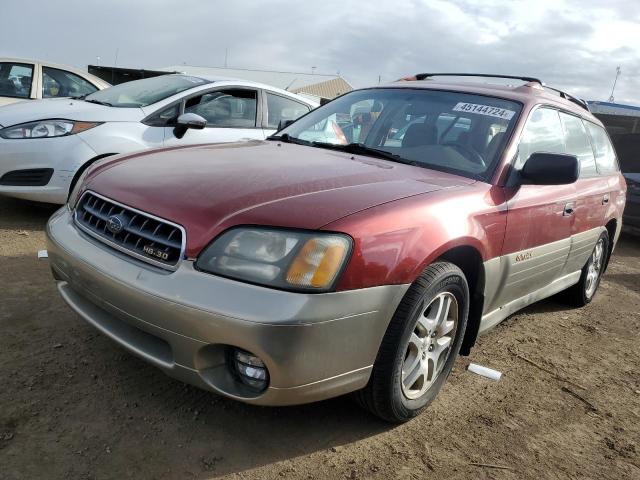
[[83, 74, 211, 108], [277, 88, 522, 181]]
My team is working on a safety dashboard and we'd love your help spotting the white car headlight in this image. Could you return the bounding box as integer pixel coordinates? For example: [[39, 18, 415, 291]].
[[0, 119, 101, 139], [196, 228, 352, 292]]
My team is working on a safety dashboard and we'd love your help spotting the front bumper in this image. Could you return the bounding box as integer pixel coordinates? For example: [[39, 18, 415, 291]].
[[46, 208, 409, 405], [0, 135, 96, 203]]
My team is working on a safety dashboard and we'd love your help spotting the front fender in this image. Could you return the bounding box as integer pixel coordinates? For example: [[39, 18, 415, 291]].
[[325, 184, 507, 291]]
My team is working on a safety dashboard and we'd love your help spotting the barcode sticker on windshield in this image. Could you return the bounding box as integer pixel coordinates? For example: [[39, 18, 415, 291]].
[[453, 102, 515, 120]]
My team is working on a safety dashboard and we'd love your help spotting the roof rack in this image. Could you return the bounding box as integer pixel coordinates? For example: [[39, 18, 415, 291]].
[[410, 73, 589, 112], [543, 86, 590, 111], [413, 73, 543, 84]]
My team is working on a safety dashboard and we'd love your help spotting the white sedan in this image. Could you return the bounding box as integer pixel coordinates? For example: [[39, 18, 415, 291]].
[[0, 74, 317, 203], [0, 57, 110, 107]]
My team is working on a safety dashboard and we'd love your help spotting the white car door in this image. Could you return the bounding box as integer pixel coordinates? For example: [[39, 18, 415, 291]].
[[162, 87, 266, 147]]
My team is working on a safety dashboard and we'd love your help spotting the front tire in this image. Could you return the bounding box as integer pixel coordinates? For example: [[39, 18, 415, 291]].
[[565, 231, 609, 307], [356, 262, 469, 423]]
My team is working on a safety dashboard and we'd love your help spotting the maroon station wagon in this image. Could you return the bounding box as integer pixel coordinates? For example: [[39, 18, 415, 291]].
[[46, 73, 626, 422]]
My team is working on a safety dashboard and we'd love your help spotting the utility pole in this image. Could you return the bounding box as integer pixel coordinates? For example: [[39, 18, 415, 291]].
[[608, 66, 621, 102], [114, 48, 119, 67]]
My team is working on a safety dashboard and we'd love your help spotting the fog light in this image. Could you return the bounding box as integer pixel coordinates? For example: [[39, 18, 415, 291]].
[[232, 349, 268, 391]]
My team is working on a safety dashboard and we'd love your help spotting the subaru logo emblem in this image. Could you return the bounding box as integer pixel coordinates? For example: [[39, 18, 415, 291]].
[[106, 215, 125, 234]]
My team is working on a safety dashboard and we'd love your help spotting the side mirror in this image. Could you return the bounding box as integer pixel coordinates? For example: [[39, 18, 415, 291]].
[[277, 119, 296, 131], [173, 113, 207, 139], [521, 152, 579, 185]]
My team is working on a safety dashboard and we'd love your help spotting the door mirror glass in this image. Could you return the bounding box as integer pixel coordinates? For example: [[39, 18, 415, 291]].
[[174, 113, 207, 139], [521, 152, 579, 185]]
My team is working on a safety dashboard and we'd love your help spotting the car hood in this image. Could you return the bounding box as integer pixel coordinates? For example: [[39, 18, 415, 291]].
[[85, 141, 474, 257], [0, 98, 143, 128]]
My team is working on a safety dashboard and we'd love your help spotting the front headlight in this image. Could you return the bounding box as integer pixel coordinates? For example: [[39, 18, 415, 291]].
[[0, 119, 101, 139], [195, 228, 352, 292]]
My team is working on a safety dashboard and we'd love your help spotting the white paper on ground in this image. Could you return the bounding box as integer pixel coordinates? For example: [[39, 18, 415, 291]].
[[37, 250, 48, 259], [468, 363, 502, 381]]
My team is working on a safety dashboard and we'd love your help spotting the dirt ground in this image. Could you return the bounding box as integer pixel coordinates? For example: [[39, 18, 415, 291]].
[[0, 196, 638, 480]]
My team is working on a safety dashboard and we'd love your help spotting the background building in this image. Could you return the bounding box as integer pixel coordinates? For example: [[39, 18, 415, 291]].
[[159, 65, 352, 103]]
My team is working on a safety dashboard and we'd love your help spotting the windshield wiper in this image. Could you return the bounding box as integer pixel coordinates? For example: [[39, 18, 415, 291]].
[[84, 99, 113, 107], [267, 133, 312, 146], [311, 142, 419, 166]]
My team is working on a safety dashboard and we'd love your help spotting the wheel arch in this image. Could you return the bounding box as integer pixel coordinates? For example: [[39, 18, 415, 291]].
[[603, 218, 617, 273], [435, 244, 485, 356], [67, 153, 118, 201]]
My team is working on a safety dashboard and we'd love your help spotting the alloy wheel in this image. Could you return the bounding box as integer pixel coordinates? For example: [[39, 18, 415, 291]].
[[585, 238, 605, 299], [401, 292, 458, 400]]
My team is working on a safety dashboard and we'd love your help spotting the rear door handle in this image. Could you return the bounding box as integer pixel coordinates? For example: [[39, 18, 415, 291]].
[[602, 193, 610, 205], [563, 202, 575, 216]]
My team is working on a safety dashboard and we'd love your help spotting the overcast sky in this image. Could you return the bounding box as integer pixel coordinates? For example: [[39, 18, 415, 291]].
[[1, 0, 638, 104]]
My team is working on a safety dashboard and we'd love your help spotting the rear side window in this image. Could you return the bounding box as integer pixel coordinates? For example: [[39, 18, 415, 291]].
[[515, 107, 565, 169], [586, 122, 619, 174], [42, 67, 98, 98], [266, 93, 310, 129], [560, 113, 597, 177], [0, 62, 33, 99]]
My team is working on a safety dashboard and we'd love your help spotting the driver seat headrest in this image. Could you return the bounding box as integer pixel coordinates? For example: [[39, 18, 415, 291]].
[[402, 122, 438, 148]]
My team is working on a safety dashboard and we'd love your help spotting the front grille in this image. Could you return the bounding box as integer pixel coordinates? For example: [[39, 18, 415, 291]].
[[74, 191, 185, 270], [0, 168, 54, 186]]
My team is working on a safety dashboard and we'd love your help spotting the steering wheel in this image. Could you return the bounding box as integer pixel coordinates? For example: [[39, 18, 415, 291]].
[[442, 141, 486, 167]]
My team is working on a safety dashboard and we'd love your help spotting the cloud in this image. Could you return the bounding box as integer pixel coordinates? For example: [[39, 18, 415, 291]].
[[0, 0, 638, 104]]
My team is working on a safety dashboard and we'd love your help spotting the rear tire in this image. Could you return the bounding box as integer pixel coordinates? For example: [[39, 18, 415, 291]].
[[355, 262, 469, 423], [564, 231, 609, 307]]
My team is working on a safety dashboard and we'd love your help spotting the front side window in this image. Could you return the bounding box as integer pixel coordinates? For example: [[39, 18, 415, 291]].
[[42, 67, 98, 98], [84, 74, 211, 108], [515, 107, 566, 169], [266, 93, 310, 129], [0, 62, 33, 99], [560, 112, 597, 177], [279, 88, 522, 181], [184, 89, 257, 127], [586, 122, 619, 174]]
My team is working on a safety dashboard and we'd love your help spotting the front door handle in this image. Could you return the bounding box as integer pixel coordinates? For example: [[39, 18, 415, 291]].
[[563, 202, 575, 216], [602, 193, 610, 205]]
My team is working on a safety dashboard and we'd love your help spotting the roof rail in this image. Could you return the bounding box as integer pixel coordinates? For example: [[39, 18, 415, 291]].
[[543, 86, 590, 111], [409, 73, 590, 112], [413, 73, 543, 84]]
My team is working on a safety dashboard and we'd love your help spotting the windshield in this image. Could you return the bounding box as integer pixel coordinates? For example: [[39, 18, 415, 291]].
[[278, 88, 522, 180], [83, 74, 211, 108]]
